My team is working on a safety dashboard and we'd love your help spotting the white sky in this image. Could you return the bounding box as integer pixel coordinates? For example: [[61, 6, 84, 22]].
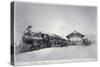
[[14, 2, 97, 43]]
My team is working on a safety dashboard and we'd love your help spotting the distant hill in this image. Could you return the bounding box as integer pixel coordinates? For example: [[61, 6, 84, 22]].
[[84, 34, 97, 41]]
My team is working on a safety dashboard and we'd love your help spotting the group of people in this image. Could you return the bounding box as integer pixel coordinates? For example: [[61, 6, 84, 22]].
[[23, 26, 67, 48], [22, 26, 51, 49], [22, 26, 91, 50]]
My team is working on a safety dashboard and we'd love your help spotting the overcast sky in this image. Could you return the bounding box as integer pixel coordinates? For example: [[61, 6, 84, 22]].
[[14, 2, 97, 42]]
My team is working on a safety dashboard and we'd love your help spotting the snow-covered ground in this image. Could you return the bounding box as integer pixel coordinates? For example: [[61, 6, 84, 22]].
[[15, 43, 97, 65]]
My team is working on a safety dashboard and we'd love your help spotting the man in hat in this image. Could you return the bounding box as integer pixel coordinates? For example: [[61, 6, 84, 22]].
[[24, 25, 33, 36]]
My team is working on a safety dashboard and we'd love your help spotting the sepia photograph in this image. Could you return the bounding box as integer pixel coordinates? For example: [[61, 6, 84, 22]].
[[11, 1, 97, 66]]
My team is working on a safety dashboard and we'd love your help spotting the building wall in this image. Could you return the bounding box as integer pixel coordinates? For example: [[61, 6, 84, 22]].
[[69, 37, 82, 41], [69, 37, 83, 45]]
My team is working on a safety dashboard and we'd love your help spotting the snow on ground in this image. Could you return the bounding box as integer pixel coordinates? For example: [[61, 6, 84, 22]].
[[15, 44, 97, 63]]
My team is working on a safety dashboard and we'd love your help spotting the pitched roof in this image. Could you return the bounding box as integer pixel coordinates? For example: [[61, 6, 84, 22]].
[[66, 31, 85, 39]]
